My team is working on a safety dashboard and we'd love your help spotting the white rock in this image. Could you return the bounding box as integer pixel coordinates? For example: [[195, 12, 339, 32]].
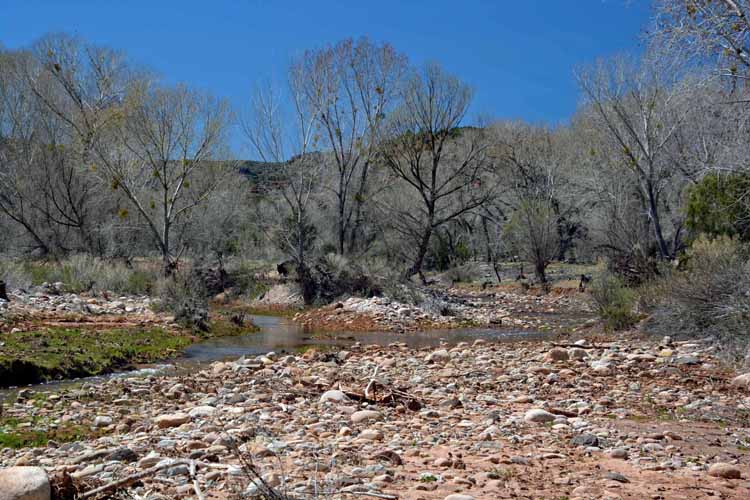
[[351, 410, 382, 424], [731, 373, 750, 390], [0, 467, 50, 500], [426, 349, 450, 363], [188, 406, 216, 418], [320, 390, 349, 403], [524, 408, 556, 423], [93, 415, 112, 427]]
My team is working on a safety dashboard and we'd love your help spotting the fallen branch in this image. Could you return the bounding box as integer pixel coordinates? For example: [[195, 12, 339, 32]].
[[190, 460, 206, 500], [80, 460, 189, 499], [551, 343, 600, 350], [342, 492, 398, 499]]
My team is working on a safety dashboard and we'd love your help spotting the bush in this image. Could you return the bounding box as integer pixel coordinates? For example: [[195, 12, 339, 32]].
[[440, 262, 484, 284], [153, 269, 210, 331], [309, 253, 382, 304], [646, 236, 750, 365], [0, 260, 32, 291], [590, 271, 638, 331], [686, 172, 750, 241], [21, 255, 158, 295]]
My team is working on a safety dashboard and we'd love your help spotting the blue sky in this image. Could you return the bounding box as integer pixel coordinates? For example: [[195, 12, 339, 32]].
[[1, 0, 651, 154]]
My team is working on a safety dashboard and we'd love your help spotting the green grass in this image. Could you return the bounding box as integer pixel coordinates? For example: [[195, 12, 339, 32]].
[[0, 316, 259, 387], [0, 415, 103, 449], [0, 326, 191, 386]]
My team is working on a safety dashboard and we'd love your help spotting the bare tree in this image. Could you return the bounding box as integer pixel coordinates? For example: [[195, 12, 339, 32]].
[[381, 63, 493, 282], [97, 81, 232, 274], [292, 37, 407, 254], [243, 72, 324, 303], [0, 36, 126, 256], [492, 122, 580, 283], [575, 55, 692, 260], [654, 0, 750, 80]]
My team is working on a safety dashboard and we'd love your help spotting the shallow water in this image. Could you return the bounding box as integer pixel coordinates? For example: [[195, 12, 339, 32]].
[[1, 314, 549, 396], [182, 314, 548, 363]]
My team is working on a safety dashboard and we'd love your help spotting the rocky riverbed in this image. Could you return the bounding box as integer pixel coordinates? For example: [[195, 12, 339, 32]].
[[1, 333, 749, 499], [293, 284, 594, 333]]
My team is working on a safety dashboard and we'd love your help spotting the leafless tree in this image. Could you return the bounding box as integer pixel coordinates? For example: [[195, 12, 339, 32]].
[[96, 81, 232, 274], [492, 122, 580, 283], [654, 0, 750, 80], [292, 38, 407, 254], [243, 72, 325, 302], [381, 63, 493, 282], [0, 36, 128, 256], [575, 54, 693, 260]]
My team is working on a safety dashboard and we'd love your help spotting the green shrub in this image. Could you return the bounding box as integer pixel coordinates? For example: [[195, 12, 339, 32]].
[[646, 236, 750, 365], [686, 172, 750, 241], [590, 271, 638, 331]]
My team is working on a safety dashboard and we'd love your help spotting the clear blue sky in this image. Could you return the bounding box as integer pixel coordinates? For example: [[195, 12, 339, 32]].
[[1, 0, 651, 155]]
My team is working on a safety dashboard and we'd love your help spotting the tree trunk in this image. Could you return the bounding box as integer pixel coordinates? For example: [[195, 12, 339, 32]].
[[534, 257, 547, 284], [347, 162, 371, 254], [405, 228, 433, 284], [647, 183, 670, 260]]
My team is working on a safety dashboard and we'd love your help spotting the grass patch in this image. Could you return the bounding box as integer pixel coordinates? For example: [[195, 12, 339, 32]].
[[0, 326, 192, 387], [0, 313, 260, 387], [0, 422, 102, 449]]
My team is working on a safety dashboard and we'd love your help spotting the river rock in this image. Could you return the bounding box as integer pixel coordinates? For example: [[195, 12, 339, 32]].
[[320, 390, 349, 403], [188, 406, 216, 418], [93, 415, 112, 427], [708, 463, 742, 479], [359, 429, 383, 441], [545, 347, 569, 362], [0, 467, 50, 500], [106, 447, 138, 463], [154, 413, 190, 428], [731, 373, 750, 390], [351, 410, 382, 424], [570, 433, 599, 447], [426, 349, 450, 363], [524, 409, 556, 423]]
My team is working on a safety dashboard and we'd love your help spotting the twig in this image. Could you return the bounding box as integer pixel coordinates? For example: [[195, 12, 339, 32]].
[[80, 460, 190, 499], [364, 366, 381, 400], [342, 492, 398, 499], [190, 460, 206, 500], [551, 342, 600, 350]]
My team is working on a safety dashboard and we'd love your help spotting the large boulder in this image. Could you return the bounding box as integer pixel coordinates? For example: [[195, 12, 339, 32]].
[[0, 467, 50, 500]]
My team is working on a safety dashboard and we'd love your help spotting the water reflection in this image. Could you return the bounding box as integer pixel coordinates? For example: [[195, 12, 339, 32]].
[[181, 314, 549, 363]]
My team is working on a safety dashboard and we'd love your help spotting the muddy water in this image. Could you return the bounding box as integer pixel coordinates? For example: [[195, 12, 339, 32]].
[[181, 314, 549, 363], [1, 315, 549, 396]]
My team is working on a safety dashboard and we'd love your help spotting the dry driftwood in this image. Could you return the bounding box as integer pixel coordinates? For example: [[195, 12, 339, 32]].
[[80, 460, 190, 499]]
